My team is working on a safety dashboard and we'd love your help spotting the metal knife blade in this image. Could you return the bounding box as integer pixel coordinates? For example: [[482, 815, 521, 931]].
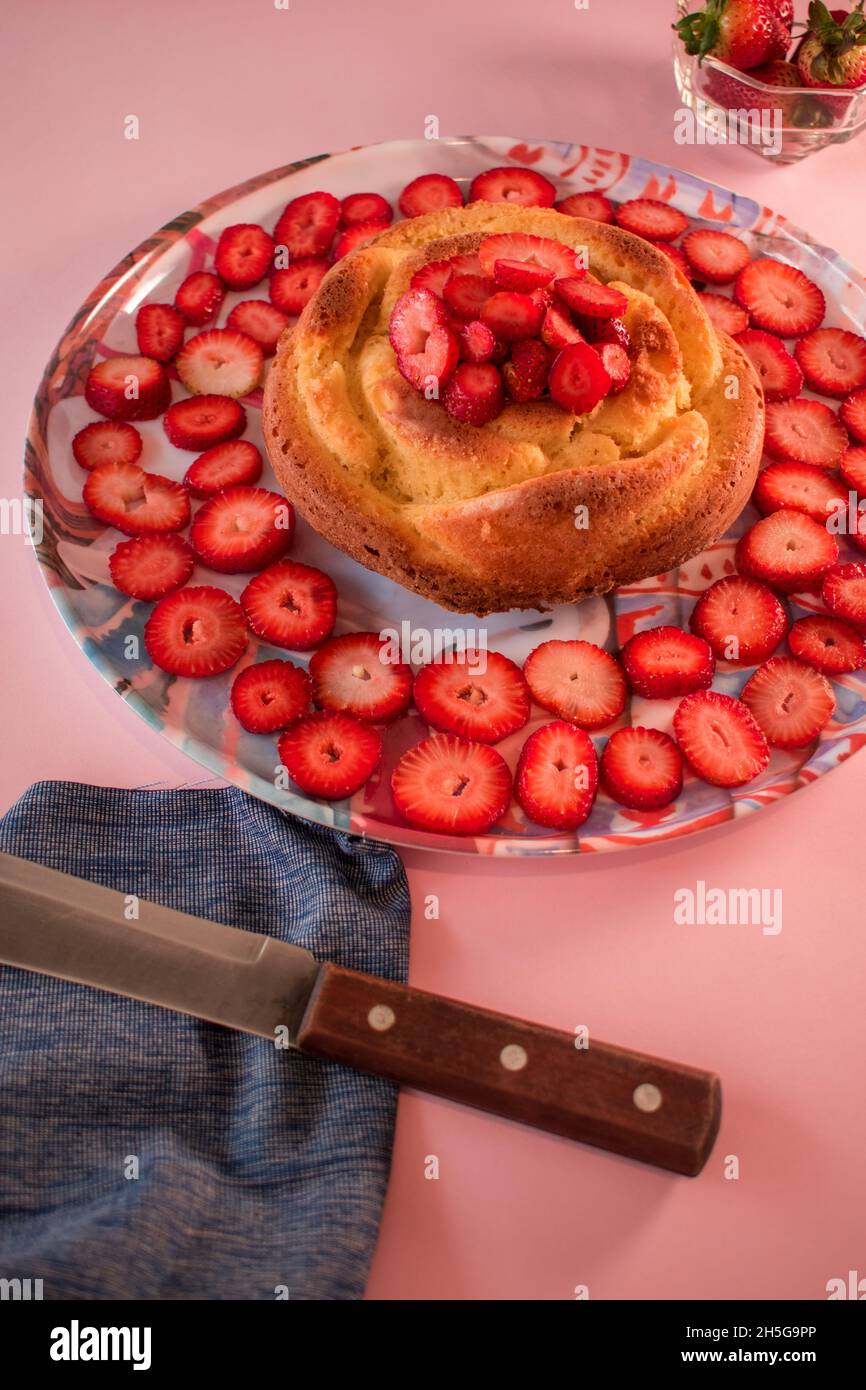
[[0, 850, 722, 1174], [0, 852, 321, 1043]]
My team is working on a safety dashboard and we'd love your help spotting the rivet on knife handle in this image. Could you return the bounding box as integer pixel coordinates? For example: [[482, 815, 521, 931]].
[[296, 966, 721, 1176]]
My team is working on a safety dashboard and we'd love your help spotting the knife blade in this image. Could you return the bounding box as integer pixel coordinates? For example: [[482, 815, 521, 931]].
[[0, 851, 721, 1176]]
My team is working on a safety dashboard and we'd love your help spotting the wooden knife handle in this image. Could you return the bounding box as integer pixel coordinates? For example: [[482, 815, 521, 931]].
[[296, 966, 721, 1176]]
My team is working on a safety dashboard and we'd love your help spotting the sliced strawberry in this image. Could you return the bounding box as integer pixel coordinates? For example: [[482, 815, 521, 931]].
[[174, 271, 224, 326], [734, 259, 825, 336], [788, 615, 866, 675], [273, 191, 340, 258], [109, 533, 194, 600], [241, 560, 337, 650], [410, 253, 482, 298], [226, 299, 289, 356], [548, 342, 611, 413], [72, 420, 142, 471], [175, 329, 262, 399], [443, 272, 496, 320], [615, 199, 689, 242], [794, 328, 866, 399], [163, 395, 246, 451], [469, 166, 556, 208], [144, 585, 247, 678], [332, 220, 390, 259], [841, 387, 866, 444], [83, 462, 190, 536], [214, 223, 275, 290], [681, 230, 750, 284], [555, 278, 628, 320], [309, 632, 412, 724], [754, 461, 846, 524], [689, 576, 788, 665], [600, 726, 683, 811], [339, 192, 393, 227], [598, 342, 631, 393], [822, 562, 866, 628], [621, 625, 714, 699], [742, 657, 835, 749], [841, 445, 866, 496], [230, 658, 311, 734], [698, 292, 749, 336], [541, 303, 584, 350], [478, 233, 578, 282], [673, 690, 770, 788], [442, 362, 504, 425], [515, 722, 599, 830], [555, 191, 614, 223], [398, 173, 463, 219], [458, 319, 496, 364], [190, 486, 294, 574], [736, 509, 839, 594], [502, 339, 551, 402], [269, 257, 330, 315], [389, 288, 459, 391], [480, 290, 543, 341], [492, 258, 556, 292], [182, 439, 263, 498], [279, 712, 381, 799], [649, 240, 690, 276], [734, 329, 803, 402], [135, 303, 185, 363], [574, 315, 630, 351], [413, 650, 530, 744], [763, 399, 847, 469], [523, 639, 626, 730], [390, 735, 511, 835], [84, 355, 171, 422]]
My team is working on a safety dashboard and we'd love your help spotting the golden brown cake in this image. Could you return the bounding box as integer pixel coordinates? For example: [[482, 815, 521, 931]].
[[263, 203, 764, 616]]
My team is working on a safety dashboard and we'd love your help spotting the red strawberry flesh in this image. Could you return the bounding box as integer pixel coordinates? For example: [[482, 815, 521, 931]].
[[309, 632, 412, 724], [391, 735, 511, 835], [413, 650, 530, 744], [788, 615, 866, 675], [523, 639, 626, 729], [515, 721, 599, 830], [109, 533, 194, 601], [279, 712, 382, 800], [741, 657, 835, 749], [600, 726, 683, 810], [144, 585, 248, 678], [182, 440, 263, 498], [190, 486, 294, 574], [163, 395, 246, 451], [72, 420, 142, 471], [622, 625, 715, 699], [689, 575, 788, 664], [673, 690, 770, 788], [231, 658, 311, 734], [241, 561, 337, 650], [469, 166, 556, 208]]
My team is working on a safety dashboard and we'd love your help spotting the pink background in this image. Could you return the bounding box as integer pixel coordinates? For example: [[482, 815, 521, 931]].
[[2, 0, 865, 1300]]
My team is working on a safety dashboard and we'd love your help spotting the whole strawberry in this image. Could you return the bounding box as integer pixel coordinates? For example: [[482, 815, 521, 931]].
[[796, 1, 866, 87], [675, 0, 789, 70]]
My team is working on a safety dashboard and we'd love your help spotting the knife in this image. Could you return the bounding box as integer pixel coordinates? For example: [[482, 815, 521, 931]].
[[0, 852, 720, 1175]]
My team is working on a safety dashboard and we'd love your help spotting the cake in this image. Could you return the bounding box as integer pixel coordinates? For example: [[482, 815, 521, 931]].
[[263, 203, 764, 616]]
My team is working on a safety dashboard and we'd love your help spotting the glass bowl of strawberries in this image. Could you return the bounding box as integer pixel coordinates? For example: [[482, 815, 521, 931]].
[[673, 0, 866, 163]]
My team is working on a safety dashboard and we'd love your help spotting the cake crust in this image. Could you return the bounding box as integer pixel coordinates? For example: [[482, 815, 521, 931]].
[[264, 204, 764, 616]]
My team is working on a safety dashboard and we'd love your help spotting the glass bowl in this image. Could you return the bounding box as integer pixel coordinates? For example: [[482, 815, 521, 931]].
[[672, 2, 866, 163]]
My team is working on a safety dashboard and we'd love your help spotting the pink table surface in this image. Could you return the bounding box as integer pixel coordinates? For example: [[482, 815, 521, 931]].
[[2, 0, 865, 1301]]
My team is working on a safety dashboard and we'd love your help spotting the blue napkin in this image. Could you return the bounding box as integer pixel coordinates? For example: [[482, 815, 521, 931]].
[[0, 781, 409, 1301]]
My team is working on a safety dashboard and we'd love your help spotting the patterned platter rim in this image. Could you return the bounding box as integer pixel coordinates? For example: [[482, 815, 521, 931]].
[[24, 135, 866, 857]]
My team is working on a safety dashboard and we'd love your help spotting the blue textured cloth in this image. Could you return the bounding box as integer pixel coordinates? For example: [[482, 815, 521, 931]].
[[0, 781, 409, 1301]]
